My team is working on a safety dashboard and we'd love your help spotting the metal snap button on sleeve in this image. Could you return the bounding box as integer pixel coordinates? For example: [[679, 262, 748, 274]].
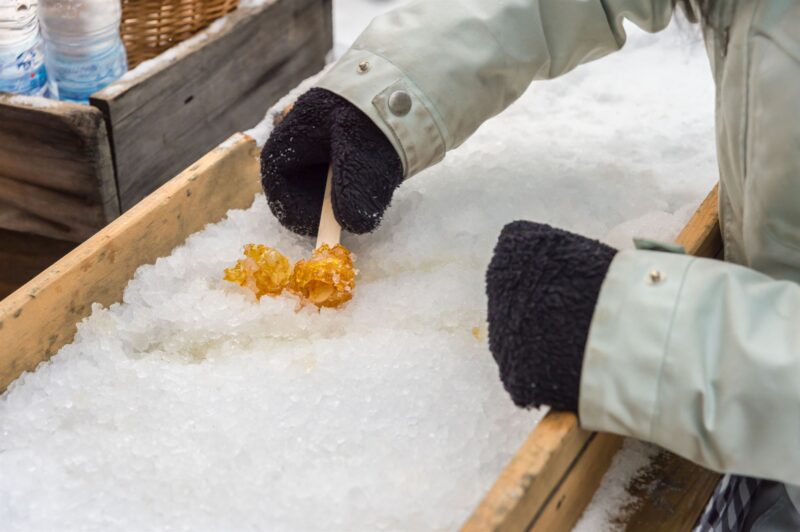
[[648, 270, 665, 285], [388, 90, 412, 116]]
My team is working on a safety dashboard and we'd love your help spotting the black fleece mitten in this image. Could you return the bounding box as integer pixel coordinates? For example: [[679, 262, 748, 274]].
[[486, 221, 617, 412], [261, 88, 404, 236]]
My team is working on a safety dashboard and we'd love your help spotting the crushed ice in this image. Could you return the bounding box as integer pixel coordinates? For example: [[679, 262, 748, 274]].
[[0, 13, 715, 532]]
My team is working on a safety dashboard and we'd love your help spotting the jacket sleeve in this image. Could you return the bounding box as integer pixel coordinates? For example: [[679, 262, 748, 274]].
[[315, 0, 676, 177], [580, 249, 800, 485]]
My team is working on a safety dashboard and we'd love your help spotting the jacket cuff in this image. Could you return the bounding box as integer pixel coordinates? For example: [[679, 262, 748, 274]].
[[316, 48, 447, 179], [578, 249, 695, 439]]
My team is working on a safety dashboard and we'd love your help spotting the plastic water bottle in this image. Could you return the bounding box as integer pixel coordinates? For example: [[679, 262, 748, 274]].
[[0, 0, 48, 96], [39, 0, 127, 103]]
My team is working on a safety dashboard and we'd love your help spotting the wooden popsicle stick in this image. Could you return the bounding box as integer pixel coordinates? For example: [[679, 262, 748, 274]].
[[316, 165, 341, 249]]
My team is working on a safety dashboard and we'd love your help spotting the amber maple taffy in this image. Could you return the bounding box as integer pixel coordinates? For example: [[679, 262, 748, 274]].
[[290, 166, 357, 308], [223, 244, 292, 298], [224, 166, 357, 308]]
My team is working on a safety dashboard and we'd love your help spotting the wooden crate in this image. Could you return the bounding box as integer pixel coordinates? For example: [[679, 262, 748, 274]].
[[0, 135, 722, 530], [0, 0, 332, 245]]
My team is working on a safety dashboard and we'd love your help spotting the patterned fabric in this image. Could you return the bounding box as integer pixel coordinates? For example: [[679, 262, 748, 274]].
[[695, 474, 762, 532]]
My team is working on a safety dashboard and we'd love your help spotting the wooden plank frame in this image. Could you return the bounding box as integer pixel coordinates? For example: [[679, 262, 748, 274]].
[[0, 139, 722, 529], [462, 185, 722, 532]]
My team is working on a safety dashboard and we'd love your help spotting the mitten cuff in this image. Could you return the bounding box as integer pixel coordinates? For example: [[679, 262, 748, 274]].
[[487, 222, 616, 412], [316, 48, 446, 178]]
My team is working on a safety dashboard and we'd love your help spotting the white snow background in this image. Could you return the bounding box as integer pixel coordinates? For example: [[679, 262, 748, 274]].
[[0, 1, 717, 531]]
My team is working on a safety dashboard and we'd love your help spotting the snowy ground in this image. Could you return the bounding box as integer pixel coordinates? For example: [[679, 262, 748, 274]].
[[0, 2, 717, 531]]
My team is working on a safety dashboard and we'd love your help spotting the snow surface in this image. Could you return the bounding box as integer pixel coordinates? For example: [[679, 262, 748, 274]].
[[5, 93, 58, 108], [0, 2, 717, 531]]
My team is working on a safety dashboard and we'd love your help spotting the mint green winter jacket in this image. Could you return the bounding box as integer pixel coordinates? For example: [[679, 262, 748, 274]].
[[316, 0, 800, 495]]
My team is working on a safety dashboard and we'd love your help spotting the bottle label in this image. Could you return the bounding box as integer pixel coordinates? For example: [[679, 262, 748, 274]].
[[0, 38, 48, 96]]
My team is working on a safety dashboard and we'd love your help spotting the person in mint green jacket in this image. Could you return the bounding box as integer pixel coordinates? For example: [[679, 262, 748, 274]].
[[260, 0, 800, 529]]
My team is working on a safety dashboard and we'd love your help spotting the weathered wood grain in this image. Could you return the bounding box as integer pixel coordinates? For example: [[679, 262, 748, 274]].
[[676, 183, 722, 258], [0, 134, 260, 393], [462, 184, 723, 532], [0, 95, 118, 242], [624, 450, 720, 531], [92, 0, 332, 212], [0, 229, 76, 300]]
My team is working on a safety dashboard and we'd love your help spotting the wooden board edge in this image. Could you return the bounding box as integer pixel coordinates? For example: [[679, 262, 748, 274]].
[[463, 413, 622, 532], [64, 100, 121, 235], [0, 133, 261, 393], [532, 432, 624, 530], [675, 184, 721, 258], [463, 183, 723, 532]]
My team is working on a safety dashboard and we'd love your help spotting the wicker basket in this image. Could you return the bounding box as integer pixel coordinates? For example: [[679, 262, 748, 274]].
[[121, 0, 240, 68]]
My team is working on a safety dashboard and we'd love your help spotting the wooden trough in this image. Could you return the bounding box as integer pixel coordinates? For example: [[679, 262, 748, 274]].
[[0, 134, 722, 530], [0, 0, 332, 298]]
